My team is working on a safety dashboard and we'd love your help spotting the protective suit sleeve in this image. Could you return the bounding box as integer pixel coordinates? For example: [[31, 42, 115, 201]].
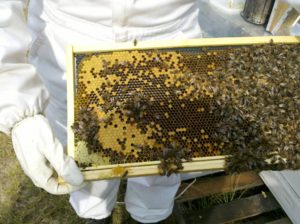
[[0, 0, 49, 135]]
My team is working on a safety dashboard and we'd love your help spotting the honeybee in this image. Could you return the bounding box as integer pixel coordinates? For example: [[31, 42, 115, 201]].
[[123, 92, 152, 123], [158, 141, 192, 176]]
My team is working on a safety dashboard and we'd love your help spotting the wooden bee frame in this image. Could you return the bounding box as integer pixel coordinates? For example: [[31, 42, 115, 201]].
[[67, 36, 300, 181]]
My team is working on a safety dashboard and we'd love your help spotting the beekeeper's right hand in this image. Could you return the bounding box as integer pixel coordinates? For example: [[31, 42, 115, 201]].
[[11, 115, 85, 194], [0, 1, 85, 195]]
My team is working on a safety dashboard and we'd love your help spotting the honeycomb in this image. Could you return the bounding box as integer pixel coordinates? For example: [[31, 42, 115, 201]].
[[73, 47, 229, 167]]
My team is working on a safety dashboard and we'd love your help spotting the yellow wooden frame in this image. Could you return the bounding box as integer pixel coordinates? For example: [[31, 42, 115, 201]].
[[67, 36, 300, 181]]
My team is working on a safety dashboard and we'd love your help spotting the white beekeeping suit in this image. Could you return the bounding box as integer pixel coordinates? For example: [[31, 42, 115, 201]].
[[0, 0, 202, 222]]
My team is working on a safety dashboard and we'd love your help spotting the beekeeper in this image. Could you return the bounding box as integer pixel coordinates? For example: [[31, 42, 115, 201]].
[[0, 0, 202, 223]]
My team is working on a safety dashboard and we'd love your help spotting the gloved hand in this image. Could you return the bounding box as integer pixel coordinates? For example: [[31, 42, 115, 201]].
[[11, 114, 85, 194]]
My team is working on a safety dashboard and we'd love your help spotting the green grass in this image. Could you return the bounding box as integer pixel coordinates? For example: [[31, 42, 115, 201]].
[[0, 133, 84, 224]]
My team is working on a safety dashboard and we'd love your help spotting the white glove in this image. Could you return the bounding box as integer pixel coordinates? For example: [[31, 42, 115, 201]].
[[11, 115, 85, 195]]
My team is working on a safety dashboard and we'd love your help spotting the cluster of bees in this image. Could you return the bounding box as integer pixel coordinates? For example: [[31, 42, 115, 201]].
[[73, 41, 299, 175], [158, 142, 192, 176], [209, 41, 300, 172], [72, 107, 99, 150]]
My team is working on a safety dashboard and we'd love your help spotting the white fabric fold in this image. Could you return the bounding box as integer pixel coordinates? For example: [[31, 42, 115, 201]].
[[0, 0, 49, 135]]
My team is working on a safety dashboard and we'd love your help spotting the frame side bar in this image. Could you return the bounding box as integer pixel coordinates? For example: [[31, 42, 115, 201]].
[[67, 45, 76, 158]]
